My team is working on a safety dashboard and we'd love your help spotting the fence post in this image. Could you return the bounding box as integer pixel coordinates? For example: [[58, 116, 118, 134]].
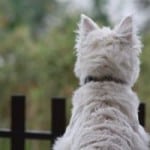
[[11, 95, 25, 150], [138, 103, 146, 127], [51, 97, 66, 144]]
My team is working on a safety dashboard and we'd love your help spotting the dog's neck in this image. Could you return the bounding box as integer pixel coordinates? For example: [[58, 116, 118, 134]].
[[84, 75, 126, 85]]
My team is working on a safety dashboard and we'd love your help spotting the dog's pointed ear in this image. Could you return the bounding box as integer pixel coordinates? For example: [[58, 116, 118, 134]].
[[114, 16, 133, 41], [79, 14, 99, 36], [75, 14, 99, 50]]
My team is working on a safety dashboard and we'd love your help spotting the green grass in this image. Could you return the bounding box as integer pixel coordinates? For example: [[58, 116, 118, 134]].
[[0, 139, 10, 150]]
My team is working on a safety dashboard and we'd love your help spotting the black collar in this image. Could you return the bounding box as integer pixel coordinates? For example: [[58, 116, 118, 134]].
[[84, 76, 126, 85]]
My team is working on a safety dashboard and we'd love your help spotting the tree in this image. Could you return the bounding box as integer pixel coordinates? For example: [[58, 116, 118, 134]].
[[92, 0, 109, 25]]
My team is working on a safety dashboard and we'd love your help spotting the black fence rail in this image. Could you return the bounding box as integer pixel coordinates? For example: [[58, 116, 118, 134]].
[[0, 95, 66, 150], [0, 95, 146, 150]]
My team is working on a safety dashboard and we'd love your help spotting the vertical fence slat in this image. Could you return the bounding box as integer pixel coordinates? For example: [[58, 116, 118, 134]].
[[11, 95, 25, 150], [51, 97, 66, 144], [138, 102, 146, 127]]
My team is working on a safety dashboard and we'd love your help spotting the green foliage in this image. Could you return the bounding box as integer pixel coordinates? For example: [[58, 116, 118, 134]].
[[0, 15, 78, 149], [137, 33, 150, 129], [93, 0, 109, 25], [0, 0, 60, 34], [0, 0, 150, 149]]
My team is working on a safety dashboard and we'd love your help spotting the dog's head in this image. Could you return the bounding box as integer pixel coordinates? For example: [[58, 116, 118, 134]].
[[74, 14, 142, 87]]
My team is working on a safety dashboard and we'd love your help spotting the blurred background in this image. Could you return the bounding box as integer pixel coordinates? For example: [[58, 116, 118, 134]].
[[0, 0, 150, 149]]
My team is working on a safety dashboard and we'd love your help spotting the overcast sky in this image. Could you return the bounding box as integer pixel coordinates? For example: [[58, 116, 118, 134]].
[[106, 0, 148, 29], [63, 0, 149, 30]]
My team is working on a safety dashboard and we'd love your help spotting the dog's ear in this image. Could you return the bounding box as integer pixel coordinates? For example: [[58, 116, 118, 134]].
[[78, 14, 99, 36], [75, 14, 99, 50], [114, 16, 133, 41]]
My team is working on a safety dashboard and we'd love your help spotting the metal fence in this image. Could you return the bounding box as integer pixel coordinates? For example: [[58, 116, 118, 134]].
[[0, 95, 146, 150], [0, 95, 66, 150]]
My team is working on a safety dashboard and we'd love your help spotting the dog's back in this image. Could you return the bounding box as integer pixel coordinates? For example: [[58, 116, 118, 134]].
[[69, 82, 148, 149], [53, 15, 149, 150]]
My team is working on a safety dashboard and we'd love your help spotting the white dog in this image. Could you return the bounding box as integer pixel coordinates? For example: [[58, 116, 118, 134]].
[[53, 14, 149, 150]]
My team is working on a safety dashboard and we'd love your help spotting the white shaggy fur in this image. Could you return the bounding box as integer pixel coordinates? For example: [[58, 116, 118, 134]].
[[53, 14, 149, 150]]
